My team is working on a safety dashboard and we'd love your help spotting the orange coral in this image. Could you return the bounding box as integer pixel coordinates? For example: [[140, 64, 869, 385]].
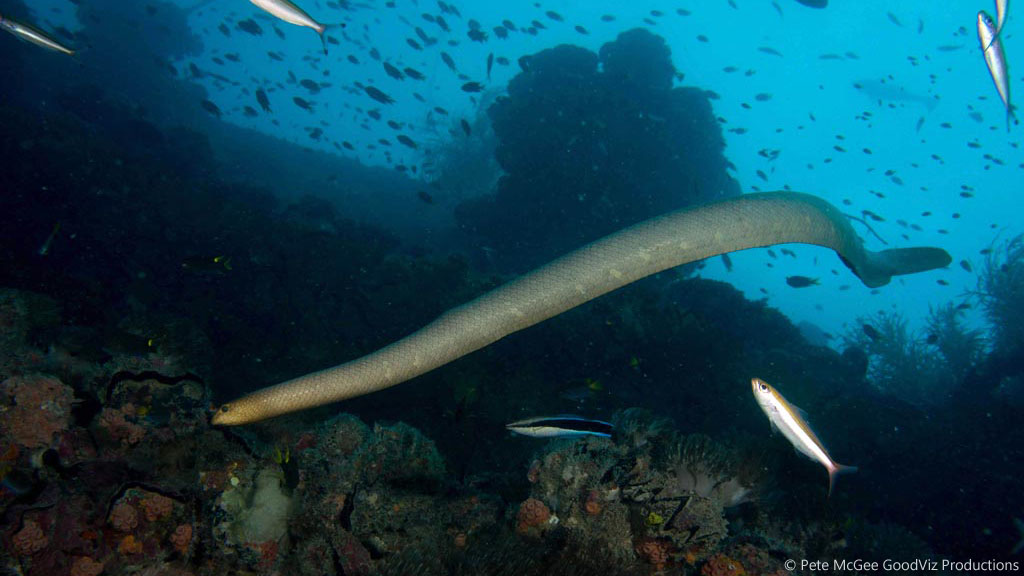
[[170, 523, 193, 553], [584, 490, 602, 516], [12, 520, 47, 555], [636, 538, 672, 570], [109, 502, 139, 532], [516, 498, 551, 534], [140, 492, 174, 522], [69, 556, 104, 576], [0, 375, 74, 449], [702, 554, 746, 576], [119, 534, 143, 555]]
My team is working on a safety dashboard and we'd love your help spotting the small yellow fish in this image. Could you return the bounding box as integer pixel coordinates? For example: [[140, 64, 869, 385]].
[[0, 13, 74, 55], [182, 255, 232, 272], [751, 378, 857, 495]]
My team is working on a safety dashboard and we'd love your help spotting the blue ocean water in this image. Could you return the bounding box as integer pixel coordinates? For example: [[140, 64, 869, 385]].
[[1, 0, 1023, 574]]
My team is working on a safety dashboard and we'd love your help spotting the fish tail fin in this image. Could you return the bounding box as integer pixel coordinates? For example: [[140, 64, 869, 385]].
[[827, 463, 858, 497], [319, 22, 346, 55]]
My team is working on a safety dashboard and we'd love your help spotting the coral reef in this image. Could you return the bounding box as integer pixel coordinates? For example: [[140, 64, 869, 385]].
[[12, 520, 48, 556], [516, 497, 552, 535], [0, 374, 75, 449], [701, 553, 746, 576], [508, 409, 763, 570]]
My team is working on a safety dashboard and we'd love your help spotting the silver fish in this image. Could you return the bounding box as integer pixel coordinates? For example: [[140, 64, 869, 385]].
[[995, 0, 1009, 39], [977, 10, 1017, 130], [249, 0, 329, 52], [506, 415, 612, 438], [0, 13, 74, 55], [751, 378, 856, 495]]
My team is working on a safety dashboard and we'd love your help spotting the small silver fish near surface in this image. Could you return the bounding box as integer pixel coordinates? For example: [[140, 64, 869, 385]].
[[0, 13, 75, 55], [506, 415, 613, 439], [977, 10, 1018, 131], [751, 378, 856, 495]]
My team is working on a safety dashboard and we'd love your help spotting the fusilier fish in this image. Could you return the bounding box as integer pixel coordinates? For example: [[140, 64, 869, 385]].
[[0, 13, 74, 55], [506, 415, 613, 438], [751, 378, 856, 495], [249, 0, 336, 53], [993, 0, 1009, 43], [977, 10, 1017, 130]]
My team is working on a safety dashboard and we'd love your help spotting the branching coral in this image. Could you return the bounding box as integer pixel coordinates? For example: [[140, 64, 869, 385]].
[[844, 311, 954, 406]]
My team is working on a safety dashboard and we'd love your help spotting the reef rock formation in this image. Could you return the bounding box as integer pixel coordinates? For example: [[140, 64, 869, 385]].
[[456, 28, 740, 271]]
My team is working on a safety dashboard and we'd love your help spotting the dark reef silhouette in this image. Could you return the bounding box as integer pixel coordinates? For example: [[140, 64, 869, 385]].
[[456, 29, 740, 272]]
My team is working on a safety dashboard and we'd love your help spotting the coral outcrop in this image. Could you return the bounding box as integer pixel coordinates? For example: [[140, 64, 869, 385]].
[[0, 374, 74, 449], [456, 28, 739, 271]]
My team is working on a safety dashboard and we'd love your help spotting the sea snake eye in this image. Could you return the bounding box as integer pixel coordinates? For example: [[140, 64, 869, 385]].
[[220, 405, 230, 412]]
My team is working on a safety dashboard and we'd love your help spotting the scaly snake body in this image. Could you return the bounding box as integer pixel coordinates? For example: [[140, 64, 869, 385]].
[[213, 192, 950, 425]]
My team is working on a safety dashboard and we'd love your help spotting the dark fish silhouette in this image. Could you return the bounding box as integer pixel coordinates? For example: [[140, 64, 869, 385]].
[[256, 89, 272, 112], [364, 86, 395, 104], [785, 275, 819, 288]]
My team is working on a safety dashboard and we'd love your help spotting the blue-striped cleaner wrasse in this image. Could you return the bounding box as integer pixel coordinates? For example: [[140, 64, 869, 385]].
[[506, 415, 613, 438]]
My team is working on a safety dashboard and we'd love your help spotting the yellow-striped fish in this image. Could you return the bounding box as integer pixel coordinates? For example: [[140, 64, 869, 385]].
[[751, 378, 857, 496], [978, 10, 1018, 131], [249, 0, 332, 54], [0, 13, 74, 56]]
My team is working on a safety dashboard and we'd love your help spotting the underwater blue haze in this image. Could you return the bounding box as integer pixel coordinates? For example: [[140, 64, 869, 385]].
[[1, 0, 1023, 574]]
